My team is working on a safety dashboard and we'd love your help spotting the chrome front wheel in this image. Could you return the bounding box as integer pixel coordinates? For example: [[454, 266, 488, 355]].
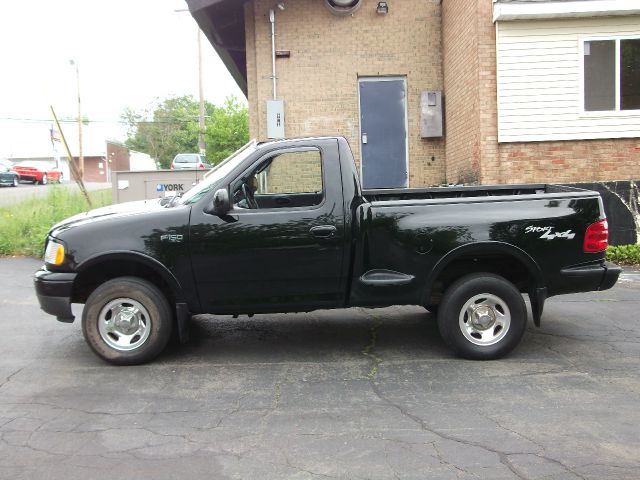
[[98, 298, 152, 351], [82, 277, 173, 365]]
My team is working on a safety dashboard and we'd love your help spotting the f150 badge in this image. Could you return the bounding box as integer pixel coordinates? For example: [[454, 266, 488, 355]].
[[160, 233, 184, 243], [525, 226, 575, 240]]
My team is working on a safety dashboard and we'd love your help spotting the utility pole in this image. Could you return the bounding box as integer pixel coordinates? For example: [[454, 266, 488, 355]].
[[69, 59, 84, 179], [175, 8, 206, 156], [197, 29, 206, 155], [50, 106, 92, 207]]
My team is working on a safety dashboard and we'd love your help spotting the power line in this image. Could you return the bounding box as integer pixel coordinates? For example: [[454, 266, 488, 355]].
[[0, 116, 209, 125]]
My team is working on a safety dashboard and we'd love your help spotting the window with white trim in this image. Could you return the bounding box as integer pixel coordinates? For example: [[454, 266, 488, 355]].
[[583, 38, 640, 111]]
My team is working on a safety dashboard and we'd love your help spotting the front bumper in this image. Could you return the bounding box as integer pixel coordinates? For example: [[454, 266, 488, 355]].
[[559, 261, 622, 293], [34, 268, 77, 323]]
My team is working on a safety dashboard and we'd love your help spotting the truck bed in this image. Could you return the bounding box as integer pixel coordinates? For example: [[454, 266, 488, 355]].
[[363, 184, 593, 202]]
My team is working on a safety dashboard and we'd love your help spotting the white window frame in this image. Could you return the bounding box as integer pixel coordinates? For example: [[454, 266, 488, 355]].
[[579, 34, 640, 118]]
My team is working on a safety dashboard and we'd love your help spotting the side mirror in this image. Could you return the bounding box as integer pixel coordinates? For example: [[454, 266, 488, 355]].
[[209, 188, 230, 216]]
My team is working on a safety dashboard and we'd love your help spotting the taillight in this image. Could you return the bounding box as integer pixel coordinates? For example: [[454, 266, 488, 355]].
[[199, 163, 204, 169], [584, 219, 609, 253]]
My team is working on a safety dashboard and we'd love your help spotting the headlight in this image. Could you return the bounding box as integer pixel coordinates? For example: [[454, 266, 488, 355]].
[[44, 239, 65, 265]]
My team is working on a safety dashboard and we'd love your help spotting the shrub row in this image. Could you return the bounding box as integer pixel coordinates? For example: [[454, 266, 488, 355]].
[[0, 187, 112, 257], [606, 244, 640, 266]]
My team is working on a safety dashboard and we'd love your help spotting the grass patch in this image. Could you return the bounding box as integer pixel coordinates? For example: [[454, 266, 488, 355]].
[[0, 187, 112, 257], [606, 244, 640, 266]]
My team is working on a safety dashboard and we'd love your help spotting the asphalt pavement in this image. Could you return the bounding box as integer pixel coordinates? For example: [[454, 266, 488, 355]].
[[0, 182, 111, 207], [0, 257, 639, 479]]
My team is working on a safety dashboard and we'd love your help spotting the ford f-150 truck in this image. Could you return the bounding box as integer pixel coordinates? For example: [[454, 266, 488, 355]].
[[34, 137, 621, 364]]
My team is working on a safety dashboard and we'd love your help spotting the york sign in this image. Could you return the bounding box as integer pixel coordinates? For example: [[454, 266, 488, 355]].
[[156, 183, 185, 192]]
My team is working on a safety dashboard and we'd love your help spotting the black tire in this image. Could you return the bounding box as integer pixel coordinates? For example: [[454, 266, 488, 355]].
[[437, 273, 527, 360], [82, 277, 173, 365]]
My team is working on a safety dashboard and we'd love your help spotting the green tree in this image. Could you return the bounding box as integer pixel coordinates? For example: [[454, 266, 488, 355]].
[[122, 95, 248, 169], [122, 95, 204, 169], [204, 96, 249, 165]]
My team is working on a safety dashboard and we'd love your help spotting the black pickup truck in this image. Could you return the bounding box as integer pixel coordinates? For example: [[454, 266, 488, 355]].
[[35, 137, 621, 364]]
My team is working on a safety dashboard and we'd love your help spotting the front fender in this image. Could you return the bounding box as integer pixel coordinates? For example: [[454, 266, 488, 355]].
[[77, 250, 187, 304]]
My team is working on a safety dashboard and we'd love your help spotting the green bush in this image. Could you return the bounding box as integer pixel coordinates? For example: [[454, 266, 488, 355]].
[[0, 187, 112, 257], [606, 244, 640, 266]]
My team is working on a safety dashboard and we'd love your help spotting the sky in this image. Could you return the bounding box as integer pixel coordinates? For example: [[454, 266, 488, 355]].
[[0, 0, 246, 158]]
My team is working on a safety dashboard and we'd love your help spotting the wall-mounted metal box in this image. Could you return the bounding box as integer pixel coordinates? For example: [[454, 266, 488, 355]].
[[267, 100, 285, 139], [420, 91, 443, 138]]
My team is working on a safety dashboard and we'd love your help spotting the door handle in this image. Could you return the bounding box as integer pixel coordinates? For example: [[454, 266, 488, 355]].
[[310, 225, 337, 238]]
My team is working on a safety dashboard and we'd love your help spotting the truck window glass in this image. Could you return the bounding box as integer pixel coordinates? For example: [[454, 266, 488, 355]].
[[234, 149, 324, 210]]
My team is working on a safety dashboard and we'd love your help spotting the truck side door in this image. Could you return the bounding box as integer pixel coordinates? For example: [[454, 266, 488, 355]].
[[189, 139, 346, 313]]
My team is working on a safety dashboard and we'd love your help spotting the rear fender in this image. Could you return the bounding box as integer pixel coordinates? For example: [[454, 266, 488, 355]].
[[424, 242, 546, 326]]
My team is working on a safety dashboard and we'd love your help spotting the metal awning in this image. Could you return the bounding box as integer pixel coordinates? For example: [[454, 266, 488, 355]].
[[186, 0, 249, 95]]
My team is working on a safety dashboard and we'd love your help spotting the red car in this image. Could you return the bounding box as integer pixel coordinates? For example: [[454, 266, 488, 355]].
[[11, 161, 63, 185]]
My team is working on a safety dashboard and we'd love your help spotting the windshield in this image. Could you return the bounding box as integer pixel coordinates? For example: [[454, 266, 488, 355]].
[[179, 140, 258, 205]]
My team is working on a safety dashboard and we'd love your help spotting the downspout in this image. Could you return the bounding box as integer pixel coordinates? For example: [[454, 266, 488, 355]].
[[269, 8, 277, 100]]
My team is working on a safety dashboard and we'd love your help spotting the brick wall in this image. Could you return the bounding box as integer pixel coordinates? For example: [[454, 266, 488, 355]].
[[498, 139, 640, 184], [476, 0, 500, 185], [442, 0, 481, 184], [245, 0, 445, 187], [245, 0, 640, 188], [106, 142, 130, 173], [245, 2, 260, 144], [82, 156, 108, 183], [442, 0, 500, 185]]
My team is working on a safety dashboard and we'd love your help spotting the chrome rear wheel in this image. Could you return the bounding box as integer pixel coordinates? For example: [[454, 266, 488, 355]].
[[438, 273, 527, 360]]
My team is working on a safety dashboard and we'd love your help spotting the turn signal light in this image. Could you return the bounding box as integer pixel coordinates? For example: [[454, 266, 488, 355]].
[[584, 219, 609, 253], [44, 240, 66, 265]]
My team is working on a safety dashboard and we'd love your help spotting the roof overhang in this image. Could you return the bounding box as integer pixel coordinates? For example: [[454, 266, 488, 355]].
[[186, 0, 248, 95], [493, 0, 640, 22]]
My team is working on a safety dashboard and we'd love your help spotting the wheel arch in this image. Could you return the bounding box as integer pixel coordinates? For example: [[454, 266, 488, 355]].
[[423, 242, 546, 324], [71, 251, 186, 307]]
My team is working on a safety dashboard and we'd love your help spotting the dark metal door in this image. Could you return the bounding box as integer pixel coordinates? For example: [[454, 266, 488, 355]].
[[359, 78, 408, 189]]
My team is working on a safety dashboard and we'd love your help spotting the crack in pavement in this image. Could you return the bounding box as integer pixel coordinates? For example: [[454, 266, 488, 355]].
[[366, 380, 530, 480], [431, 440, 478, 479], [358, 312, 591, 480], [479, 413, 588, 479], [528, 329, 640, 345], [359, 308, 383, 380], [0, 368, 24, 390], [282, 449, 340, 479]]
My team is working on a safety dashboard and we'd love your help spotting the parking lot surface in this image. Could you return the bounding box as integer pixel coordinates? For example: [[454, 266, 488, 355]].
[[1, 257, 639, 479]]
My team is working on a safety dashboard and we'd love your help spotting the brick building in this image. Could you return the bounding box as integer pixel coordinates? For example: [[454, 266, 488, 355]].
[[188, 0, 640, 242]]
